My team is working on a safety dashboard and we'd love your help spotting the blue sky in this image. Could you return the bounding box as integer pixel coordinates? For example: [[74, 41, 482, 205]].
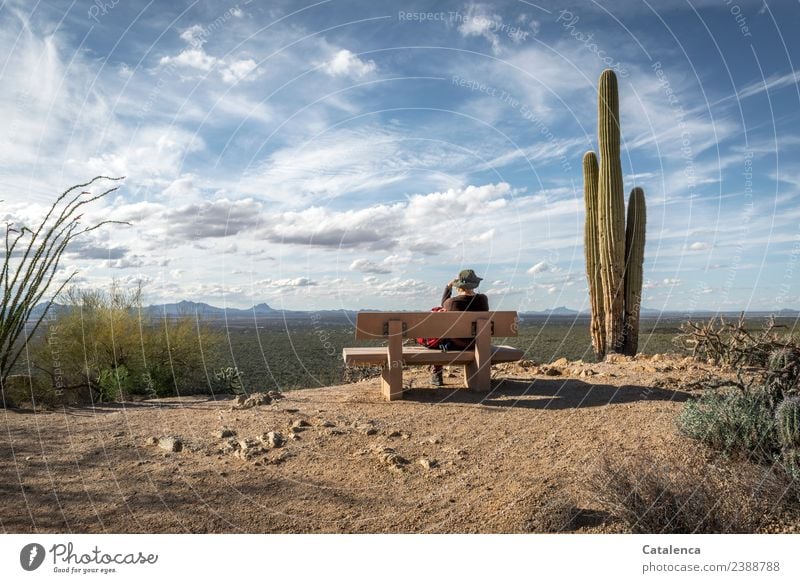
[[1, 0, 799, 312]]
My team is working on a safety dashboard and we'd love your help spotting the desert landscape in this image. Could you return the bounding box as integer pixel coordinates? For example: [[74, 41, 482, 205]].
[[3, 353, 798, 534]]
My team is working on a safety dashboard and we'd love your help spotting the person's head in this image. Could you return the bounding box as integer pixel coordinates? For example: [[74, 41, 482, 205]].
[[453, 269, 483, 295]]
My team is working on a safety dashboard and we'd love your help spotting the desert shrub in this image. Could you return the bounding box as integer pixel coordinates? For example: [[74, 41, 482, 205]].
[[27, 283, 226, 402], [775, 396, 800, 449], [211, 366, 244, 394], [677, 388, 777, 463], [591, 453, 784, 533]]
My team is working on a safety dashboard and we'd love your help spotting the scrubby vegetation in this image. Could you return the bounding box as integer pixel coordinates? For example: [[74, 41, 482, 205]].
[[8, 283, 228, 406], [675, 316, 800, 500], [590, 452, 784, 533]]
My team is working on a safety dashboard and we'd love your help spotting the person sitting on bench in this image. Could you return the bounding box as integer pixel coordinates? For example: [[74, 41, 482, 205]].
[[428, 269, 489, 386]]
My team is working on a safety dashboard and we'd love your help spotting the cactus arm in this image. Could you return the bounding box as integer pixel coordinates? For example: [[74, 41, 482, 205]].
[[623, 187, 646, 356], [583, 151, 606, 360]]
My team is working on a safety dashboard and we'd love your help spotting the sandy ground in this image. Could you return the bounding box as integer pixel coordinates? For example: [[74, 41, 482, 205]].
[[1, 354, 796, 533]]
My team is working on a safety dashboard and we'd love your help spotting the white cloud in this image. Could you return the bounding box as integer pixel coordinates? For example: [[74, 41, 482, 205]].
[[321, 49, 376, 78], [349, 259, 391, 274], [688, 241, 710, 251], [527, 261, 550, 274], [159, 29, 259, 84]]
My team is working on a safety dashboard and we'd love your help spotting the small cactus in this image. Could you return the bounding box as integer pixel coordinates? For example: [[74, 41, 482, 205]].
[[775, 396, 800, 449]]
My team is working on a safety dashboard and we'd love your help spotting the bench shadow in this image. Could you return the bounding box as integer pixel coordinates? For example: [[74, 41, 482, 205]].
[[402, 377, 690, 409]]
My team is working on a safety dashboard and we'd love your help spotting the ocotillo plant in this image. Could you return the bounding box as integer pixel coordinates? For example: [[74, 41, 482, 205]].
[[0, 176, 126, 400], [583, 69, 646, 358], [583, 151, 605, 359]]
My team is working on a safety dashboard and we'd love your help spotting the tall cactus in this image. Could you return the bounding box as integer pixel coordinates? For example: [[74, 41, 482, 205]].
[[623, 187, 646, 356], [583, 151, 605, 359], [597, 69, 626, 354], [583, 69, 647, 359]]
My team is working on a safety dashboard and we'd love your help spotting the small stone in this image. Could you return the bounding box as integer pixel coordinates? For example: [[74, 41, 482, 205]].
[[364, 427, 378, 436], [25, 456, 32, 461], [552, 357, 569, 367], [422, 436, 442, 445], [418, 458, 437, 470], [291, 419, 311, 429], [319, 420, 336, 428], [145, 436, 159, 446], [289, 433, 301, 441], [112, 431, 125, 438], [284, 408, 299, 413], [268, 390, 284, 400], [386, 430, 402, 438], [543, 367, 562, 377], [158, 437, 182, 453], [261, 431, 285, 448], [328, 428, 345, 435], [216, 429, 236, 439]]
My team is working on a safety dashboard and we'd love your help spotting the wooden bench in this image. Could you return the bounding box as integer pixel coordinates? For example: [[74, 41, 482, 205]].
[[343, 311, 524, 401]]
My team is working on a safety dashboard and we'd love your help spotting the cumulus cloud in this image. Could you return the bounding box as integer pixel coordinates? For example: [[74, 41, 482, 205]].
[[321, 49, 376, 78], [160, 26, 259, 84], [162, 198, 264, 239], [349, 259, 392, 274], [688, 241, 710, 251], [527, 261, 549, 274]]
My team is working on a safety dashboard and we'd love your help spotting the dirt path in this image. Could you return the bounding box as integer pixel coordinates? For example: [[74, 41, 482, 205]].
[[0, 355, 780, 533]]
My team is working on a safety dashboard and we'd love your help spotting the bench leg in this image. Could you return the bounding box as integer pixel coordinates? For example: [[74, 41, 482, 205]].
[[382, 319, 404, 401], [464, 318, 492, 391]]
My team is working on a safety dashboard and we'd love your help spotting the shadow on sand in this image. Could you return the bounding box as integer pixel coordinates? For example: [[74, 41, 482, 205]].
[[402, 376, 690, 409]]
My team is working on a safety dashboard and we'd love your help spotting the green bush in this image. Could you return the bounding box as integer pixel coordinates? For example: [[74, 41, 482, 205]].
[[776, 396, 800, 449], [28, 283, 226, 402], [677, 388, 777, 463]]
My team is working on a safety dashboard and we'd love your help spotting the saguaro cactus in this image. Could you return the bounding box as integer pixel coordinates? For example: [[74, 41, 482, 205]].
[[583, 69, 647, 359], [583, 151, 605, 359], [623, 187, 646, 356], [597, 69, 626, 354]]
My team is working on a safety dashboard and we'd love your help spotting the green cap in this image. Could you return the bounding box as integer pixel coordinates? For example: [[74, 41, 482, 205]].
[[454, 269, 483, 290]]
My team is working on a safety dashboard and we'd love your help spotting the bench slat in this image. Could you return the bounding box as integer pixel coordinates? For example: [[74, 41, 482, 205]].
[[354, 311, 518, 340], [343, 345, 525, 366]]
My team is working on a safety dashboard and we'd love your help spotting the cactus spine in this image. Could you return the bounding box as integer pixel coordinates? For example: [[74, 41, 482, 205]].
[[583, 151, 605, 359], [583, 69, 647, 358], [623, 187, 646, 356], [597, 69, 627, 354]]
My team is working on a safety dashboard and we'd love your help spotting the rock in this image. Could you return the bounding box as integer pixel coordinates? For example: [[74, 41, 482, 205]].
[[519, 359, 536, 369], [284, 408, 299, 413], [364, 427, 378, 436], [386, 430, 403, 438], [234, 438, 263, 460], [145, 436, 159, 446], [291, 419, 311, 429], [215, 429, 236, 439], [260, 431, 285, 448], [319, 420, 336, 428], [651, 353, 664, 362], [158, 437, 182, 453], [112, 431, 125, 438], [381, 451, 408, 468], [605, 353, 632, 364], [543, 367, 562, 377], [421, 435, 442, 445], [267, 390, 284, 400], [232, 392, 272, 410], [551, 357, 569, 367], [328, 428, 346, 435], [418, 458, 437, 470], [289, 433, 301, 441]]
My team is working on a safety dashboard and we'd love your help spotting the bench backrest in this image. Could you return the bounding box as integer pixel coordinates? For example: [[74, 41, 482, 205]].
[[354, 311, 518, 340]]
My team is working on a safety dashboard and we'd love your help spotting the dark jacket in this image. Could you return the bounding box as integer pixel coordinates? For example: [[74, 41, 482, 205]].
[[439, 285, 490, 349]]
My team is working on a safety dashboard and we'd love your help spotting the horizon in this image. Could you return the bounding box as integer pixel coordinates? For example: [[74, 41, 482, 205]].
[[2, 0, 799, 312]]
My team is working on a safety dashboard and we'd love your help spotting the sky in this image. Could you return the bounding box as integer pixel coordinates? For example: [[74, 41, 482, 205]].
[[1, 0, 799, 312]]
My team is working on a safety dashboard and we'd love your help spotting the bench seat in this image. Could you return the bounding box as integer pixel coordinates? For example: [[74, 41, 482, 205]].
[[343, 345, 525, 366]]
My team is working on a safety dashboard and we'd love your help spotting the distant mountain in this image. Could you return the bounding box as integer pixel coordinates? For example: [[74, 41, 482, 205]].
[[26, 300, 354, 321]]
